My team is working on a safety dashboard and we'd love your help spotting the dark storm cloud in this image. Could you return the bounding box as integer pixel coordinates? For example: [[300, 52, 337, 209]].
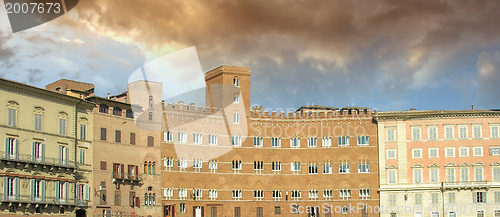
[[62, 0, 500, 109]]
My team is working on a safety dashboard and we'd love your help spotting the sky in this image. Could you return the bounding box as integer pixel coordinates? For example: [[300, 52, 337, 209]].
[[1, 0, 500, 111]]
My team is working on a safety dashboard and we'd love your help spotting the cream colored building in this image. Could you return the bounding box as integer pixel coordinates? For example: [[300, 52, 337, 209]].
[[375, 110, 500, 217], [0, 78, 94, 216]]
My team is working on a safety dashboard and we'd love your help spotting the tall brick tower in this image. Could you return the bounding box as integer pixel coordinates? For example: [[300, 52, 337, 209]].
[[204, 65, 251, 115]]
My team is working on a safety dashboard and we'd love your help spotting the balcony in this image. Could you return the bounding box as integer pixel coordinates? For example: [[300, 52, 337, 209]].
[[111, 172, 142, 185], [0, 194, 88, 207], [443, 181, 490, 190], [0, 151, 76, 173]]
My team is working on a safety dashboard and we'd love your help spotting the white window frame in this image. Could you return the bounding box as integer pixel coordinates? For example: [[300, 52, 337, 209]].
[[413, 168, 423, 184], [412, 126, 421, 141], [339, 189, 351, 200], [458, 125, 468, 139], [338, 136, 350, 146], [386, 127, 396, 142], [430, 168, 439, 183], [429, 148, 439, 158], [232, 190, 242, 200], [445, 147, 455, 158], [473, 146, 483, 157], [322, 137, 332, 147], [271, 138, 281, 148], [208, 134, 218, 146], [445, 125, 454, 140], [339, 162, 350, 174], [387, 149, 397, 159], [428, 125, 438, 140], [357, 135, 369, 146], [290, 138, 300, 148], [459, 147, 469, 157], [307, 137, 317, 148], [412, 149, 422, 159], [472, 124, 482, 139], [490, 124, 499, 139]]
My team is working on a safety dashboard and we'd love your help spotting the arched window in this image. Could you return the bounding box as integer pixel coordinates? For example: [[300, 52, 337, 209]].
[[148, 112, 153, 121], [125, 110, 134, 118], [144, 161, 147, 174], [233, 77, 239, 87], [147, 136, 154, 147], [144, 193, 148, 206], [99, 104, 109, 113], [152, 162, 155, 174], [152, 193, 156, 205], [113, 107, 122, 116]]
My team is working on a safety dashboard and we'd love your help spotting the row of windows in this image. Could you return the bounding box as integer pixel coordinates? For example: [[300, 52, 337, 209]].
[[386, 124, 500, 142], [6, 107, 89, 139], [100, 128, 155, 147], [164, 158, 372, 174], [386, 165, 500, 184], [100, 161, 156, 175], [4, 137, 86, 164], [163, 188, 371, 201], [387, 191, 500, 207], [98, 104, 134, 118], [164, 131, 370, 148], [2, 177, 89, 201], [406, 146, 494, 159]]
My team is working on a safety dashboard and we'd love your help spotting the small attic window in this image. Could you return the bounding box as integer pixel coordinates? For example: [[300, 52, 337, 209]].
[[55, 87, 61, 92]]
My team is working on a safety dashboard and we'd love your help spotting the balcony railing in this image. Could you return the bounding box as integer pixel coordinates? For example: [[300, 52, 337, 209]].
[[112, 172, 142, 184], [0, 194, 88, 207], [0, 151, 76, 169], [443, 181, 490, 189]]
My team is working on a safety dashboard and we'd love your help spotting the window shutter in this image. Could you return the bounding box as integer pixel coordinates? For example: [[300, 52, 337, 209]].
[[85, 184, 89, 200], [3, 177, 7, 200], [201, 206, 204, 217], [14, 177, 19, 200], [473, 192, 477, 203], [30, 179, 34, 201], [65, 182, 69, 199], [59, 146, 63, 164], [65, 147, 69, 165], [4, 138, 8, 158], [484, 193, 487, 203], [15, 139, 19, 159], [32, 142, 35, 161], [41, 180, 46, 198], [55, 181, 60, 199], [76, 184, 81, 200], [41, 143, 45, 163]]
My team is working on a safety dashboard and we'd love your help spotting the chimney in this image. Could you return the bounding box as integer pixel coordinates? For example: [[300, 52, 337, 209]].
[[107, 93, 110, 99], [472, 105, 475, 110], [410, 108, 416, 111]]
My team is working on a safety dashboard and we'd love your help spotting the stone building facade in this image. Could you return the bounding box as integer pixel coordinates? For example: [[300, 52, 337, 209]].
[[375, 110, 500, 217]]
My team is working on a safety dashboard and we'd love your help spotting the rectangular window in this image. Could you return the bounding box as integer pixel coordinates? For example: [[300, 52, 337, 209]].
[[177, 132, 187, 144], [7, 108, 17, 127], [387, 149, 397, 159], [256, 207, 263, 217], [79, 150, 86, 164], [233, 95, 239, 103], [272, 161, 281, 173], [491, 146, 500, 156], [446, 168, 456, 182], [163, 131, 173, 142], [356, 135, 370, 146], [446, 147, 455, 157], [308, 190, 318, 200], [290, 138, 300, 148], [415, 193, 423, 206], [232, 190, 242, 200], [130, 133, 136, 145], [233, 112, 239, 124], [428, 126, 438, 140], [413, 169, 423, 183], [429, 148, 439, 158], [34, 114, 43, 131], [208, 134, 218, 146], [101, 128, 107, 141], [180, 203, 186, 213], [208, 159, 218, 172], [115, 130, 121, 143], [323, 162, 332, 174], [274, 206, 281, 215], [339, 162, 350, 174], [461, 168, 469, 181], [448, 192, 456, 204], [254, 190, 264, 200], [359, 189, 370, 200], [254, 161, 264, 173], [477, 211, 484, 217], [79, 124, 86, 140], [430, 168, 439, 183], [234, 207, 240, 217], [458, 125, 468, 139], [253, 137, 263, 147], [323, 137, 332, 147], [473, 147, 483, 156], [445, 125, 454, 140], [308, 163, 318, 174], [474, 192, 487, 203], [272, 190, 282, 201], [208, 189, 218, 200], [178, 189, 187, 199], [494, 192, 500, 203], [59, 119, 67, 135], [412, 126, 421, 141], [338, 136, 350, 146], [358, 162, 370, 173], [193, 133, 203, 145], [475, 167, 484, 181], [232, 160, 242, 172], [114, 191, 121, 205], [473, 124, 482, 138], [459, 147, 469, 157], [432, 212, 440, 217], [388, 194, 397, 206], [307, 137, 317, 148], [32, 141, 44, 163], [100, 161, 107, 170], [412, 149, 422, 158], [5, 137, 18, 160], [323, 189, 333, 200], [494, 167, 500, 182], [388, 170, 397, 184], [491, 124, 499, 139], [271, 138, 281, 148], [449, 212, 456, 217], [232, 136, 241, 147], [291, 161, 301, 173], [432, 193, 439, 204], [291, 190, 301, 200], [386, 127, 396, 141], [58, 145, 69, 166]]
